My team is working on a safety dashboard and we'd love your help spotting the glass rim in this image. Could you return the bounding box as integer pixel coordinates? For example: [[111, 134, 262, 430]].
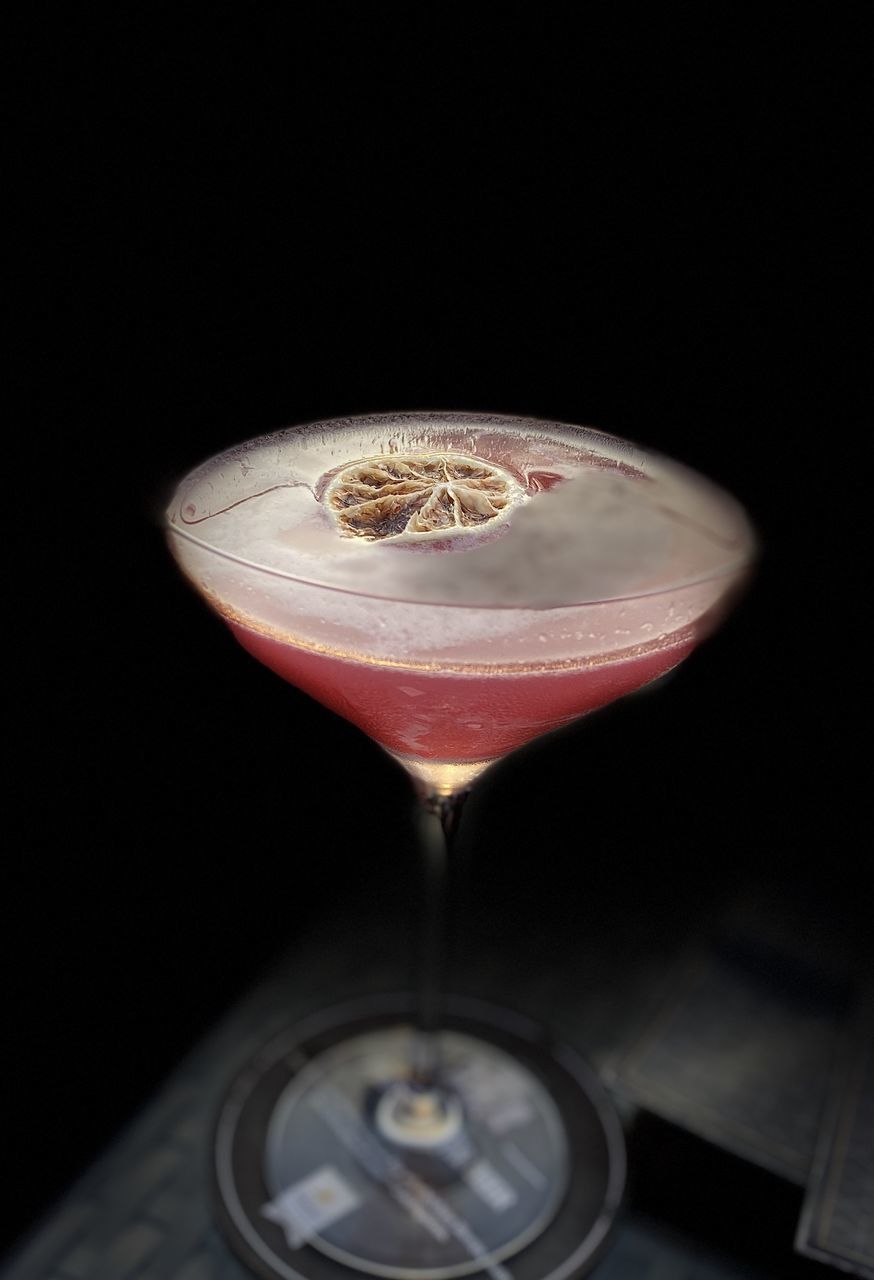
[[165, 410, 758, 611]]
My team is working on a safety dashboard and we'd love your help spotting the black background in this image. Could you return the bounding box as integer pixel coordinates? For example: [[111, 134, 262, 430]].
[[9, 6, 869, 1261]]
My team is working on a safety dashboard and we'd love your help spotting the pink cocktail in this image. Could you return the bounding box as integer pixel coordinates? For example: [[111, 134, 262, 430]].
[[170, 412, 749, 792], [229, 619, 694, 766]]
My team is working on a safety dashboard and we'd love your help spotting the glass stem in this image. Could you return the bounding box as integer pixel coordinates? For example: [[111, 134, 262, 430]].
[[411, 789, 468, 1086]]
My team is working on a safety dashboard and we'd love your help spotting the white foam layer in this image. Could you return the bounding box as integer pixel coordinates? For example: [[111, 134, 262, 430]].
[[167, 413, 753, 664]]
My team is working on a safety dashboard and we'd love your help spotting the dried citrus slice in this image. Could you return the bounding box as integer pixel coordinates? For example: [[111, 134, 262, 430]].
[[325, 453, 523, 541]]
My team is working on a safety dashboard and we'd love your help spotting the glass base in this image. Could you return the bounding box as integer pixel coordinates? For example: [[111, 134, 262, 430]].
[[213, 996, 625, 1280], [389, 752, 495, 797]]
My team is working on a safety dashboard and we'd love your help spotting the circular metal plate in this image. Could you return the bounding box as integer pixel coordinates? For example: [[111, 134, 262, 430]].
[[213, 996, 625, 1280]]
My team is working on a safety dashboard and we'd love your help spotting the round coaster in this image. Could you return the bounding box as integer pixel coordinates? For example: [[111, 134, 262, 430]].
[[213, 996, 625, 1280]]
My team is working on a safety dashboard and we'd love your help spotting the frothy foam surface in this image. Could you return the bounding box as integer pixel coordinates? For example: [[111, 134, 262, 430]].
[[167, 413, 753, 665]]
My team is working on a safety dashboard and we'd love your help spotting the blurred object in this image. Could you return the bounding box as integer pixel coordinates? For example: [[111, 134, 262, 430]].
[[796, 980, 874, 1277], [606, 896, 851, 1183]]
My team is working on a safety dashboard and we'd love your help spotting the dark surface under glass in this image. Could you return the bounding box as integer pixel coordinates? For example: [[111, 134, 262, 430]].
[[3, 802, 867, 1280]]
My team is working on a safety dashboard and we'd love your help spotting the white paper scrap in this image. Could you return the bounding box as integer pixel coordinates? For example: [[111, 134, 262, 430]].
[[261, 1165, 361, 1248]]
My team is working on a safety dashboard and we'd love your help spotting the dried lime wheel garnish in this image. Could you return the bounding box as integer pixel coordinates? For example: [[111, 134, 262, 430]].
[[325, 453, 522, 541]]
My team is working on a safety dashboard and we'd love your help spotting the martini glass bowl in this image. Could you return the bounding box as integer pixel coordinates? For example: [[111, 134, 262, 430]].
[[166, 411, 755, 1280]]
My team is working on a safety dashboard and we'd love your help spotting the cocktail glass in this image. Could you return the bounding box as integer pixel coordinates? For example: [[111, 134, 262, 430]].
[[166, 412, 754, 1280]]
